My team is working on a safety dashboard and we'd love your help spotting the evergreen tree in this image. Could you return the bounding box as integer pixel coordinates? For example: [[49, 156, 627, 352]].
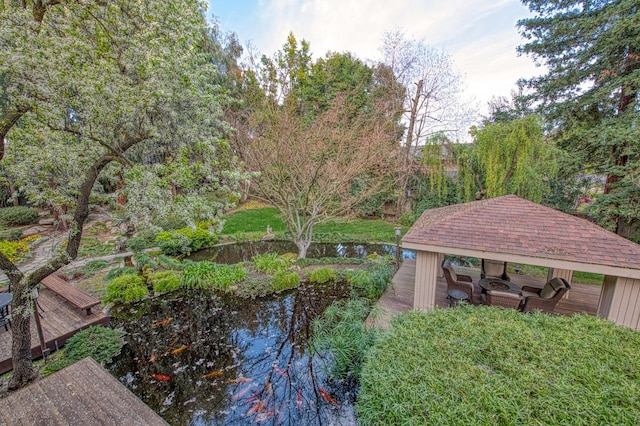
[[518, 0, 640, 235]]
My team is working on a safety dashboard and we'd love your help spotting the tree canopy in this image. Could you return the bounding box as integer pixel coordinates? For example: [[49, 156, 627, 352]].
[[518, 0, 640, 234], [0, 0, 242, 388]]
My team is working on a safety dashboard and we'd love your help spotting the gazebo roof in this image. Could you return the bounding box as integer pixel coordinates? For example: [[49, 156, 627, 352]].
[[402, 195, 640, 277]]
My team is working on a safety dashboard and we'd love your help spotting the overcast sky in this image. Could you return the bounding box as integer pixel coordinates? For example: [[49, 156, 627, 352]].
[[207, 0, 542, 120]]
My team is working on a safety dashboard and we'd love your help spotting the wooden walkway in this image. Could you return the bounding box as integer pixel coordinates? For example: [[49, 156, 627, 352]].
[[0, 288, 109, 374], [0, 357, 168, 425], [368, 259, 603, 329]]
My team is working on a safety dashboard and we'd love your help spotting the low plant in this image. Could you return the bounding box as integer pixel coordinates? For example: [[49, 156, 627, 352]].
[[0, 206, 38, 226], [0, 234, 40, 263], [251, 252, 289, 274], [150, 271, 181, 293], [357, 307, 640, 425], [126, 236, 153, 253], [80, 260, 110, 275], [78, 237, 113, 257], [235, 276, 272, 298], [155, 225, 218, 256], [105, 266, 138, 282], [296, 257, 365, 267], [180, 261, 247, 290], [312, 298, 376, 381], [104, 273, 148, 304], [347, 259, 394, 299], [42, 326, 126, 375], [133, 253, 157, 270], [156, 254, 186, 271], [0, 228, 22, 241], [306, 267, 337, 284], [270, 270, 300, 292]]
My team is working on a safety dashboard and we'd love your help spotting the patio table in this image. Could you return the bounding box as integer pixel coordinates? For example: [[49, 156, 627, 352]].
[[478, 278, 521, 295]]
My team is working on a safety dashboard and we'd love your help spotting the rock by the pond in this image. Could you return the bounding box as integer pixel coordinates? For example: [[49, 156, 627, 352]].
[[38, 218, 55, 226], [23, 225, 46, 236]]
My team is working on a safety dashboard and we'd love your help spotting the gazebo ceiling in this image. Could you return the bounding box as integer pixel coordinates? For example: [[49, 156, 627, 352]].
[[402, 195, 640, 277]]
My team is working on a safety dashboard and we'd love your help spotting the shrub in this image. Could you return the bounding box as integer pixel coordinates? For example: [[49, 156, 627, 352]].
[[104, 274, 148, 304], [78, 237, 113, 257], [133, 253, 157, 270], [347, 261, 394, 299], [180, 261, 247, 290], [0, 206, 38, 226], [357, 307, 640, 425], [156, 254, 186, 271], [0, 229, 22, 241], [251, 252, 289, 274], [312, 298, 376, 381], [306, 267, 337, 284], [150, 271, 181, 293], [270, 270, 300, 292], [235, 276, 272, 298], [42, 326, 125, 375], [126, 236, 152, 253], [105, 266, 138, 282], [155, 225, 218, 256]]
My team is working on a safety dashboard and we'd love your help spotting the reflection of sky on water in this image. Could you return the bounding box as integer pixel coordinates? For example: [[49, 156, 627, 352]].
[[110, 284, 357, 425]]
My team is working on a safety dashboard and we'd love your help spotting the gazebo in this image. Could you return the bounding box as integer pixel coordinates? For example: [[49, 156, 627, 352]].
[[402, 195, 640, 329]]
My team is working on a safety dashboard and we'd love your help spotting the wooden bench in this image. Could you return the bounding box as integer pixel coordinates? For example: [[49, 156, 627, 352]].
[[41, 275, 100, 316]]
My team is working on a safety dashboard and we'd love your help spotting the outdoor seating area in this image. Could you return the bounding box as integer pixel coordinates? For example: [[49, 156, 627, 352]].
[[442, 260, 571, 313]]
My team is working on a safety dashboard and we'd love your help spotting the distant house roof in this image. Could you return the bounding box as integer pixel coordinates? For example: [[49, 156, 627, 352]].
[[402, 195, 640, 278]]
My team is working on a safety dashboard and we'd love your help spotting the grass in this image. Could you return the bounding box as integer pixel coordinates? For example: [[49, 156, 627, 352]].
[[508, 263, 604, 286], [357, 306, 640, 425], [221, 207, 404, 243]]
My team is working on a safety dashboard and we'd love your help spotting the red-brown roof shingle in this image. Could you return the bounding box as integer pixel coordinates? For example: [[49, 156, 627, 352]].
[[403, 195, 640, 270]]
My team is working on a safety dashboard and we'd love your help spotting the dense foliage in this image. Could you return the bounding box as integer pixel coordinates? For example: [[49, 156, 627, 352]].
[[42, 326, 125, 375], [104, 274, 148, 304], [155, 225, 218, 256], [180, 261, 247, 290], [518, 0, 640, 236], [357, 307, 640, 425], [0, 207, 38, 226]]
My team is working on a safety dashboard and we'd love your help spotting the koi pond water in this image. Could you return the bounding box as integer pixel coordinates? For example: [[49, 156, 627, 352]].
[[109, 242, 414, 425]]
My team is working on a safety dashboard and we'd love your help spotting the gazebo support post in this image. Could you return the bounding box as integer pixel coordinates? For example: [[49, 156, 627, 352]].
[[413, 251, 439, 310]]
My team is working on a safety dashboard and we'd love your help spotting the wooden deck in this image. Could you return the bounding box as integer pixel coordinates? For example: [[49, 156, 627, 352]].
[[368, 259, 603, 329], [0, 357, 168, 425], [0, 288, 109, 374]]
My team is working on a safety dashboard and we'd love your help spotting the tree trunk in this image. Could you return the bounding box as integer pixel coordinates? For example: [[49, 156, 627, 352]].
[[8, 281, 37, 389], [396, 79, 423, 218]]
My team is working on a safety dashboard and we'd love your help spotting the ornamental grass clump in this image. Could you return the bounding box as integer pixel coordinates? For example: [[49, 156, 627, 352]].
[[357, 306, 640, 426], [150, 270, 181, 293], [180, 261, 247, 290], [251, 252, 289, 274], [346, 258, 393, 299], [306, 267, 337, 284], [270, 270, 300, 292]]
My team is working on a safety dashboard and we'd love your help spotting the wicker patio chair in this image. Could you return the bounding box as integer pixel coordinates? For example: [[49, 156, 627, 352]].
[[481, 259, 510, 281], [485, 290, 522, 309], [520, 277, 570, 314], [442, 261, 476, 305]]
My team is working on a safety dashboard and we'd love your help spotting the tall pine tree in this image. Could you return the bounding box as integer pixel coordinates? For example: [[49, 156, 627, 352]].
[[518, 0, 640, 236]]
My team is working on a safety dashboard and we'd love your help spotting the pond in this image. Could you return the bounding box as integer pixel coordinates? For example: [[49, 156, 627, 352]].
[[109, 282, 358, 425], [188, 240, 416, 264]]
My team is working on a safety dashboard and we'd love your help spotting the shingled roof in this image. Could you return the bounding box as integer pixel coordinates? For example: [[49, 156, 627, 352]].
[[402, 195, 640, 275]]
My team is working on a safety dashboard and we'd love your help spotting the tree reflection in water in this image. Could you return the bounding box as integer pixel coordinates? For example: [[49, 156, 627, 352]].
[[109, 281, 357, 425]]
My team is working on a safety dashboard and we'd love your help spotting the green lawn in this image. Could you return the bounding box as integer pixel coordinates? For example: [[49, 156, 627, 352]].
[[221, 207, 405, 243]]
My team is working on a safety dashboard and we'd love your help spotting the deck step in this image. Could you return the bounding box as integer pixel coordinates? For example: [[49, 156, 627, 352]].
[[41, 275, 100, 315]]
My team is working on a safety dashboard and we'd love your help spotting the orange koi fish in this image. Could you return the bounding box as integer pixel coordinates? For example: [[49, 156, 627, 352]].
[[265, 380, 273, 396], [201, 370, 224, 379], [226, 377, 252, 384], [151, 317, 173, 328], [150, 373, 171, 381], [231, 386, 253, 401], [247, 400, 266, 416], [170, 345, 189, 355], [318, 388, 339, 406], [149, 353, 156, 363]]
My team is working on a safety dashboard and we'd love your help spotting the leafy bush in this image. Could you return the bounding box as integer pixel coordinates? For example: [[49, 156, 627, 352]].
[[150, 271, 181, 293], [42, 326, 125, 375], [357, 307, 640, 425], [105, 266, 138, 282], [312, 298, 376, 381], [347, 260, 394, 299], [104, 274, 148, 304], [306, 267, 337, 284], [126, 236, 153, 253], [270, 270, 300, 292], [235, 276, 272, 298], [398, 211, 419, 227], [0, 206, 38, 226], [180, 261, 247, 290], [155, 225, 218, 255], [0, 228, 22, 241], [251, 252, 289, 273]]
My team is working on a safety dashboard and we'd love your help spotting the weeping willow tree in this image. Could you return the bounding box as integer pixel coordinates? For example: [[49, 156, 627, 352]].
[[421, 132, 458, 206], [459, 115, 561, 203]]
